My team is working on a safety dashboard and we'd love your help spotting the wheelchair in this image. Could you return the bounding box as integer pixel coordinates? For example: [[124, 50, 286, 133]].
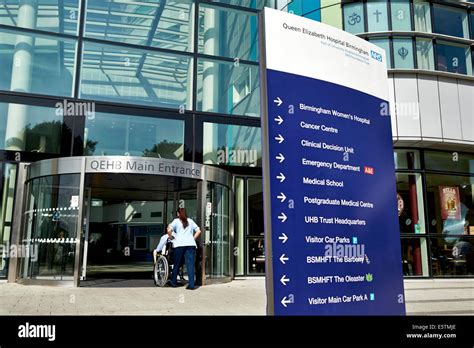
[[153, 239, 185, 287]]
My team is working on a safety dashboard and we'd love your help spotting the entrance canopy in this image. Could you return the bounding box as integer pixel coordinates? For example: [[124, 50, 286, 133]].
[[15, 156, 233, 287]]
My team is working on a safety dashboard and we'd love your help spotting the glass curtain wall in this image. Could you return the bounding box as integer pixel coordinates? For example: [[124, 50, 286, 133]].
[[340, 1, 474, 76]]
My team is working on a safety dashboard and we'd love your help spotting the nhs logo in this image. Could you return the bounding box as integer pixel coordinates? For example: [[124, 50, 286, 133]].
[[370, 50, 383, 63]]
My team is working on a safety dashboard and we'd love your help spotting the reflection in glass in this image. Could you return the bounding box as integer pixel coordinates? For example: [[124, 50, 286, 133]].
[[207, 0, 272, 10], [0, 163, 17, 278], [401, 238, 429, 276], [393, 37, 414, 69], [394, 150, 421, 170], [433, 4, 469, 39], [413, 1, 432, 33], [431, 237, 474, 276], [0, 0, 79, 35], [471, 13, 474, 39], [85, 112, 184, 159], [199, 4, 258, 61], [396, 173, 425, 234], [424, 151, 474, 173], [21, 175, 80, 281], [197, 58, 259, 117], [367, 0, 388, 32], [207, 182, 230, 278], [85, 0, 194, 51], [436, 41, 472, 75], [203, 123, 261, 167], [416, 38, 434, 70], [247, 237, 264, 274], [80, 42, 193, 108], [391, 0, 411, 31], [234, 178, 244, 275], [426, 174, 474, 236], [343, 3, 364, 34], [248, 178, 263, 236], [0, 102, 63, 153], [0, 29, 76, 97]]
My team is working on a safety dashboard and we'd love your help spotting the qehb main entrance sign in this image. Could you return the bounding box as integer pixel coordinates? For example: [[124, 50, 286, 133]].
[[260, 8, 405, 315]]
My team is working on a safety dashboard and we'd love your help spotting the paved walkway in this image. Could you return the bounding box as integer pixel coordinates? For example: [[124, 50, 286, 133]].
[[0, 278, 472, 315]]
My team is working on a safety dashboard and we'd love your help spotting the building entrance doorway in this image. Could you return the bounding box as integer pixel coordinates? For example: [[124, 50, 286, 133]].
[[13, 156, 233, 287], [81, 173, 198, 286]]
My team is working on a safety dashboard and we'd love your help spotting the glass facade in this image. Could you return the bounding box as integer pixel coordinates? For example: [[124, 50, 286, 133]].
[[0, 0, 473, 283], [341, 1, 474, 75], [0, 0, 267, 282], [396, 150, 474, 277]]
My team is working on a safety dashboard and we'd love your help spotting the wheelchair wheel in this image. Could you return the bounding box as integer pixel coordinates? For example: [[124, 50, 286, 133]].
[[154, 255, 169, 287]]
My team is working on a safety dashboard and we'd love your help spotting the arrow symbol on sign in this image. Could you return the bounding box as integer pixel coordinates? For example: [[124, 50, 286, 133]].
[[274, 134, 284, 144], [280, 275, 290, 286], [273, 97, 283, 106], [275, 153, 285, 163], [278, 233, 288, 244], [279, 254, 289, 264], [276, 173, 286, 183], [274, 115, 284, 125], [277, 192, 286, 203], [281, 296, 292, 307], [278, 213, 287, 223]]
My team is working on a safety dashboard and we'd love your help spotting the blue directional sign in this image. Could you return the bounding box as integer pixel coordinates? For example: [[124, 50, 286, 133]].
[[260, 8, 405, 315]]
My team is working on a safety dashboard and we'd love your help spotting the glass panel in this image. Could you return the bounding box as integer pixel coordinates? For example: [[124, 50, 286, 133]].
[[0, 163, 17, 278], [85, 112, 185, 159], [197, 58, 259, 117], [425, 151, 474, 173], [85, 0, 194, 52], [247, 237, 264, 274], [471, 12, 474, 39], [80, 41, 193, 109], [0, 0, 79, 35], [396, 173, 425, 234], [288, 0, 321, 21], [203, 123, 261, 167], [367, 0, 389, 32], [206, 0, 272, 10], [247, 178, 263, 236], [436, 40, 472, 75], [393, 37, 414, 69], [0, 102, 63, 153], [0, 29, 76, 97], [207, 182, 230, 278], [21, 174, 81, 281], [416, 37, 434, 70], [401, 238, 429, 276], [391, 0, 411, 31], [431, 237, 474, 276], [234, 177, 244, 276], [433, 4, 469, 39], [394, 149, 421, 169], [426, 174, 474, 236], [343, 3, 364, 34], [198, 4, 258, 61], [178, 191, 197, 221], [368, 37, 392, 68], [413, 1, 432, 33]]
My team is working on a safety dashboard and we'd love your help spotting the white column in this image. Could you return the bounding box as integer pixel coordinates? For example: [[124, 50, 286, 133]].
[[202, 7, 220, 164], [5, 0, 38, 151]]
